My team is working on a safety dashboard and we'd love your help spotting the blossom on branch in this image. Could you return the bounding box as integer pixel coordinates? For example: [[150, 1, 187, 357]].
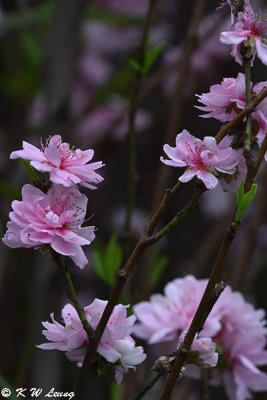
[[160, 130, 240, 190], [178, 331, 218, 368], [196, 74, 267, 162], [220, 4, 267, 65], [2, 184, 95, 269], [38, 300, 146, 383], [133, 275, 267, 400], [10, 135, 104, 189]]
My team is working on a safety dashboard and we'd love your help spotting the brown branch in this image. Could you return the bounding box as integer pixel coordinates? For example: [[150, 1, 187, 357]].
[[159, 134, 267, 400], [73, 89, 267, 395]]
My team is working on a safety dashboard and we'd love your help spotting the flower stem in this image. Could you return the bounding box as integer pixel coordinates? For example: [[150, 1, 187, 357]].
[[244, 46, 252, 151], [134, 371, 164, 400], [50, 249, 95, 341]]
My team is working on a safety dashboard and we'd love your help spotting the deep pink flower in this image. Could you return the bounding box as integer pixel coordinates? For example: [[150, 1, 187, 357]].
[[160, 130, 240, 189], [10, 135, 104, 189], [220, 6, 267, 65], [2, 184, 95, 269], [134, 275, 267, 400], [38, 300, 146, 383]]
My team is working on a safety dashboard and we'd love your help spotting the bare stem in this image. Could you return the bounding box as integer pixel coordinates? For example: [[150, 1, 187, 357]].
[[49, 249, 95, 341], [134, 372, 164, 400], [124, 0, 158, 235], [244, 46, 252, 151]]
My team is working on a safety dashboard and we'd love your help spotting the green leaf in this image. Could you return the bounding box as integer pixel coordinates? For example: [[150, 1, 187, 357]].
[[128, 58, 143, 73], [144, 42, 166, 74], [235, 180, 257, 221], [20, 159, 39, 185], [150, 249, 168, 285], [92, 235, 122, 286]]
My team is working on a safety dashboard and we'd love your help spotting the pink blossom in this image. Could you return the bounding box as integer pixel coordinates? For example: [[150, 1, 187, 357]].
[[10, 135, 104, 189], [197, 74, 267, 132], [38, 300, 146, 383], [160, 130, 240, 189], [2, 184, 95, 269], [134, 275, 267, 400], [178, 331, 218, 368], [196, 73, 247, 122], [220, 6, 267, 65]]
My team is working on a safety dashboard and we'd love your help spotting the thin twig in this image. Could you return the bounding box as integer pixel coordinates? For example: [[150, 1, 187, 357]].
[[49, 249, 95, 341], [244, 47, 252, 150], [124, 0, 158, 235], [134, 371, 164, 400], [159, 138, 267, 400]]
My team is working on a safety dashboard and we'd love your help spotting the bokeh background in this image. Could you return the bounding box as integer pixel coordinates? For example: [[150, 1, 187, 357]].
[[0, 0, 266, 399]]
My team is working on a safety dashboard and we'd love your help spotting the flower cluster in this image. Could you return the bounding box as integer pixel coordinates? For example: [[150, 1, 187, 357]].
[[2, 184, 95, 269], [133, 275, 267, 400], [197, 73, 267, 161], [160, 129, 244, 190], [3, 135, 104, 268], [38, 299, 146, 384], [220, 0, 267, 65]]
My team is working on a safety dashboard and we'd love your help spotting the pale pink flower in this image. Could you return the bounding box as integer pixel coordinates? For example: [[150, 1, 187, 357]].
[[197, 75, 267, 164], [2, 184, 95, 269], [196, 73, 247, 122], [178, 331, 218, 368], [220, 6, 267, 65], [160, 130, 240, 189], [134, 275, 267, 400], [10, 135, 104, 189], [38, 300, 146, 383]]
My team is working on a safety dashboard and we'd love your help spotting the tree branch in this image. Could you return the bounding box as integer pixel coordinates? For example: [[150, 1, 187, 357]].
[[73, 90, 267, 395], [159, 135, 267, 400]]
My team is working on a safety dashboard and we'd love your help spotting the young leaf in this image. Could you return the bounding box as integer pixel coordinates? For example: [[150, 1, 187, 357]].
[[128, 58, 143, 73], [144, 42, 166, 74], [92, 235, 122, 286], [235, 180, 257, 221], [20, 159, 39, 185]]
